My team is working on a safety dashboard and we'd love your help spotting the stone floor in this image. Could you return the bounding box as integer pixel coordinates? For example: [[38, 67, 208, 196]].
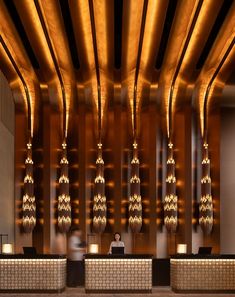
[[1, 287, 235, 297]]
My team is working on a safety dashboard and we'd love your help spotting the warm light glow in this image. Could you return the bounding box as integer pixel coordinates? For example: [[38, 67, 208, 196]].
[[59, 175, 69, 183], [93, 204, 107, 211], [199, 142, 213, 234], [93, 143, 106, 233], [201, 176, 211, 183], [166, 175, 176, 183], [130, 175, 140, 183], [24, 175, 34, 183], [160, 0, 201, 137], [58, 142, 71, 233], [60, 157, 69, 164], [22, 140, 36, 233], [22, 195, 36, 211], [93, 216, 107, 225], [131, 157, 139, 164], [88, 243, 99, 254], [2, 244, 13, 254], [129, 216, 142, 225], [0, 6, 37, 137], [129, 142, 142, 233], [38, 0, 76, 137], [196, 8, 235, 137], [94, 175, 105, 183], [96, 157, 104, 164], [94, 194, 106, 203], [167, 157, 175, 164], [164, 142, 178, 232], [25, 157, 33, 164], [177, 244, 187, 254]]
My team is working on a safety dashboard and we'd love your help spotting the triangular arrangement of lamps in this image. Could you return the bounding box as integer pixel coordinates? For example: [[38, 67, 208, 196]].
[[21, 91, 36, 232], [163, 88, 178, 234], [199, 138, 213, 234], [164, 140, 178, 233], [58, 140, 71, 233], [22, 136, 36, 233], [163, 82, 178, 233]]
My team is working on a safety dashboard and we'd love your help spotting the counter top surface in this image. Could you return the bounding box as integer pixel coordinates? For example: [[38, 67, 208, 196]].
[[85, 254, 153, 259], [171, 254, 235, 259], [0, 254, 66, 259]]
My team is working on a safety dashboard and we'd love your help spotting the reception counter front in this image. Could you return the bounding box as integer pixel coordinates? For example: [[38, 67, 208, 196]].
[[85, 254, 152, 293], [171, 254, 235, 293], [0, 254, 66, 293]]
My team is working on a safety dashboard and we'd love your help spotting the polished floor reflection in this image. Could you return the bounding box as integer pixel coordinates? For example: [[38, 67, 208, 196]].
[[1, 287, 235, 297]]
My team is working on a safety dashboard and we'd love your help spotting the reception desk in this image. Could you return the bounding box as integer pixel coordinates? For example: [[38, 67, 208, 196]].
[[0, 254, 66, 293], [171, 254, 235, 293], [85, 254, 152, 293]]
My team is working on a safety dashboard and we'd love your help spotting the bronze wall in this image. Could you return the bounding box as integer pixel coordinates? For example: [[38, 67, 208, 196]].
[[14, 96, 221, 256]]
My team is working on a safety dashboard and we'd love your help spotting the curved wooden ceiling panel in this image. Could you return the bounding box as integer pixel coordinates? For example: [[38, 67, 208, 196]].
[[195, 1, 235, 136], [0, 0, 234, 139], [12, 0, 63, 115], [0, 1, 39, 136]]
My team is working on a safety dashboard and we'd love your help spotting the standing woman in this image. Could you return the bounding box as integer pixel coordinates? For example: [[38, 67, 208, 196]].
[[108, 232, 125, 254]]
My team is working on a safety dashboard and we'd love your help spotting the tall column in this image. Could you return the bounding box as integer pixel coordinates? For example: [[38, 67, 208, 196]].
[[15, 112, 32, 253], [172, 104, 193, 254]]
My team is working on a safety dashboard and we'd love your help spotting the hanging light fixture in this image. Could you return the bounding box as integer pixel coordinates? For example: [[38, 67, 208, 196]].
[[164, 142, 178, 232], [162, 0, 204, 233], [92, 86, 107, 232], [58, 142, 71, 232], [22, 139, 36, 233], [93, 142, 107, 232], [128, 0, 149, 233], [88, 0, 107, 233], [56, 85, 71, 232], [128, 85, 142, 233], [129, 141, 142, 232], [199, 141, 213, 234]]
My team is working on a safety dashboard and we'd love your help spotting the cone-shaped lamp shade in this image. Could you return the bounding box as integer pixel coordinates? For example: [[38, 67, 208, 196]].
[[129, 142, 142, 233], [164, 142, 178, 233], [93, 143, 107, 233], [199, 142, 213, 234], [22, 141, 36, 233], [58, 142, 71, 232]]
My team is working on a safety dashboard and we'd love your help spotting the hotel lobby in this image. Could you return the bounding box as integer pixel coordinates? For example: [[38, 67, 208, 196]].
[[0, 0, 235, 296]]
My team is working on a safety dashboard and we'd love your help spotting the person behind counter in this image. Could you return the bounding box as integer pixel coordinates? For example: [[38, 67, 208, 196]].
[[67, 226, 86, 287], [108, 232, 125, 254]]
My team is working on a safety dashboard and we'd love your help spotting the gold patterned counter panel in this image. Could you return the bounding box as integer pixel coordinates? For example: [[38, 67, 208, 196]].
[[85, 258, 152, 293], [0, 258, 66, 292], [171, 258, 235, 293]]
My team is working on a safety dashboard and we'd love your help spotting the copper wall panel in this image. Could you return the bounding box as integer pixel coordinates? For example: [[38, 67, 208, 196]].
[[13, 92, 222, 255], [172, 105, 194, 254]]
